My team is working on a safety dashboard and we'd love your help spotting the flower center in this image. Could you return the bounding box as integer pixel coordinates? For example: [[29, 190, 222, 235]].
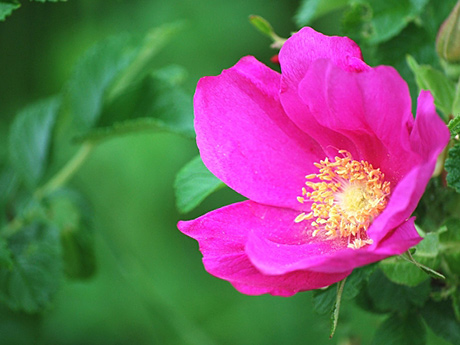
[[295, 150, 390, 249]]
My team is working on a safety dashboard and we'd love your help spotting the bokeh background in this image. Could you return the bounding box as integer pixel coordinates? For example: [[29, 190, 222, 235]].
[[0, 1, 451, 344]]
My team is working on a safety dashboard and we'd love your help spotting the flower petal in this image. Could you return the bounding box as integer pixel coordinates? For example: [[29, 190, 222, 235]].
[[178, 201, 350, 295], [367, 91, 450, 244], [194, 56, 324, 210], [295, 59, 415, 184], [279, 27, 368, 91], [246, 217, 420, 275]]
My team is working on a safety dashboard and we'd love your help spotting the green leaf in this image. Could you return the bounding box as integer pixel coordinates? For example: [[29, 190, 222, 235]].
[[295, 0, 349, 27], [329, 278, 346, 338], [0, 221, 63, 313], [61, 35, 137, 133], [407, 55, 456, 118], [380, 232, 440, 286], [0, 2, 19, 21], [174, 155, 225, 213], [448, 115, 460, 137], [342, 263, 376, 299], [372, 312, 426, 345], [367, 269, 430, 313], [445, 143, 460, 193], [80, 66, 194, 142], [47, 191, 95, 279], [439, 218, 460, 275], [312, 285, 336, 315], [8, 97, 59, 189], [343, 0, 430, 45], [422, 299, 460, 345]]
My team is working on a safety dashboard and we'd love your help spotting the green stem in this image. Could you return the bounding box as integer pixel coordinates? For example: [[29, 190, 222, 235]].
[[402, 250, 446, 280], [35, 142, 94, 200], [330, 277, 347, 339]]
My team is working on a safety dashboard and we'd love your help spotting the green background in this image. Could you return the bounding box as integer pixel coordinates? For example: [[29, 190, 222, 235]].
[[0, 1, 451, 344]]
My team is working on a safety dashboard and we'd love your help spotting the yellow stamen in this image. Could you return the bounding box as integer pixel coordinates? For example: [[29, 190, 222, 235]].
[[295, 150, 390, 250]]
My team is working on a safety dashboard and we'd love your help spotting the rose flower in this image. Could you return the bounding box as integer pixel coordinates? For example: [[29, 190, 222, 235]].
[[178, 27, 450, 296]]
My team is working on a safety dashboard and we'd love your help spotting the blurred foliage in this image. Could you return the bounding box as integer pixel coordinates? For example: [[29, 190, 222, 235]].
[[0, 0, 459, 345]]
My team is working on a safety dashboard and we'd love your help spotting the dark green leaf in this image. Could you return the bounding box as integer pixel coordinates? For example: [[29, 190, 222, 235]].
[[372, 312, 426, 345], [342, 263, 376, 299], [32, 0, 66, 2], [174, 155, 225, 213], [0, 2, 19, 21], [380, 232, 440, 286], [61, 35, 137, 133], [312, 285, 336, 315], [0, 221, 63, 313], [78, 66, 194, 142], [8, 97, 59, 189], [445, 143, 460, 193], [295, 0, 348, 27], [439, 218, 460, 275], [367, 269, 430, 313], [407, 55, 455, 118], [343, 0, 430, 45], [422, 299, 460, 345], [47, 191, 95, 279]]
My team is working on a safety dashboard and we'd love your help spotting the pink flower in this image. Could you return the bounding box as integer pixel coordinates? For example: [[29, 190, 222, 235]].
[[178, 27, 450, 296]]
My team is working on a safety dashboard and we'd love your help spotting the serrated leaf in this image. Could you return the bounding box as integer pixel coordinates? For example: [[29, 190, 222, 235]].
[[372, 312, 426, 345], [422, 299, 460, 345], [445, 143, 460, 193], [380, 232, 440, 286], [367, 269, 430, 313], [0, 221, 63, 313], [295, 0, 349, 27], [174, 155, 225, 213], [448, 116, 460, 137], [407, 55, 455, 118], [47, 191, 95, 279], [8, 97, 59, 189], [0, 2, 19, 21]]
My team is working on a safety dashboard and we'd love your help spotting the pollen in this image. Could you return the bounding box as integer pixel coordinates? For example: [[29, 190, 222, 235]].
[[295, 150, 390, 250]]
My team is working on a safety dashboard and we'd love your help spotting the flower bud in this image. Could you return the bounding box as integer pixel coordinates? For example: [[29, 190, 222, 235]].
[[437, 1, 460, 63]]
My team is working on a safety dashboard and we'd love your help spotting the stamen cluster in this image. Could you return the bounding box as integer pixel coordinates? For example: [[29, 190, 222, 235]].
[[295, 150, 390, 249]]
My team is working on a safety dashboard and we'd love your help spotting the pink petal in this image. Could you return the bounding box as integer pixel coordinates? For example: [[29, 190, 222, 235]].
[[367, 91, 449, 244], [279, 27, 368, 92], [296, 60, 415, 184], [246, 217, 420, 275], [178, 201, 351, 295], [194, 56, 324, 210], [279, 29, 369, 160]]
